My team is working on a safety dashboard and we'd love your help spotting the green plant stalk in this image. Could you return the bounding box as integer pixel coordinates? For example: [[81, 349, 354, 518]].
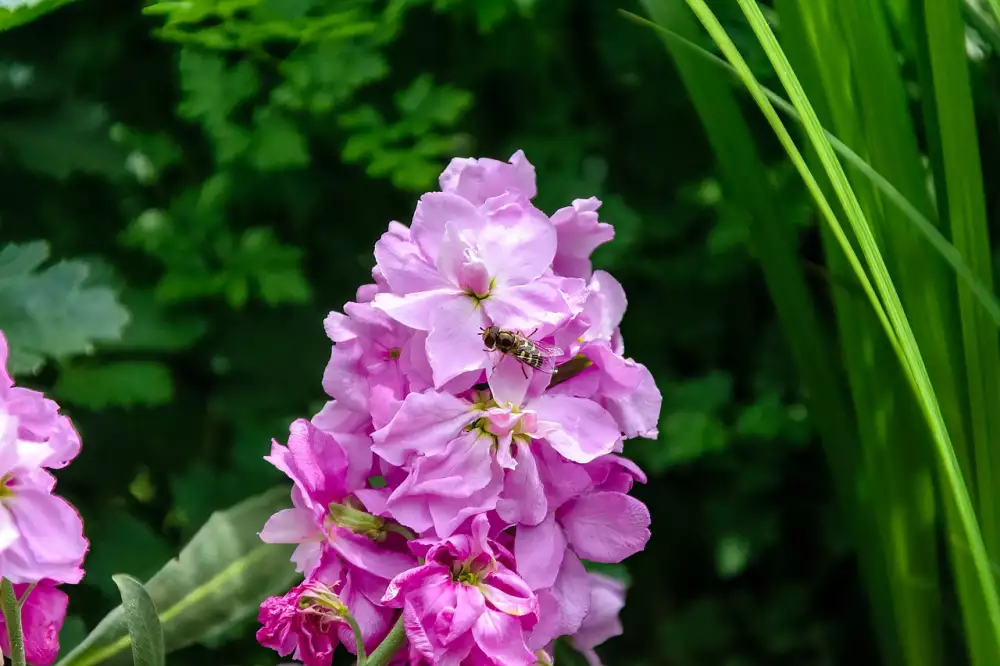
[[365, 616, 406, 666], [2, 580, 26, 666], [618, 10, 1000, 330], [346, 615, 366, 665], [720, 0, 1000, 654]]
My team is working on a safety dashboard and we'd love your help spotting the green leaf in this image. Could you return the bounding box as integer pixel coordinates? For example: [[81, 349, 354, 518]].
[[56, 487, 298, 666], [54, 362, 174, 410], [109, 290, 207, 352], [0, 242, 130, 375], [0, 0, 80, 32], [111, 576, 164, 666], [247, 107, 310, 171]]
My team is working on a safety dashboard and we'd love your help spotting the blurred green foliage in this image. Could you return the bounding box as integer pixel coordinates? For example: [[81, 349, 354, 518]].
[[0, 0, 910, 664]]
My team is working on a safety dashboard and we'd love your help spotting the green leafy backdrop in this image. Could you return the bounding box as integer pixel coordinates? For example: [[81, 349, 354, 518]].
[[0, 0, 933, 663]]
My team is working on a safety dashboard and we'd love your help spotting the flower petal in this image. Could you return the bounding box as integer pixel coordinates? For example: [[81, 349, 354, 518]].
[[477, 208, 556, 286], [374, 223, 448, 294], [471, 609, 536, 665], [514, 514, 566, 591], [259, 508, 318, 544], [560, 491, 650, 563], [426, 296, 490, 388], [487, 354, 530, 407], [496, 443, 547, 527], [411, 192, 485, 262], [373, 289, 463, 332], [333, 529, 416, 581], [485, 280, 571, 334], [532, 395, 620, 463], [371, 390, 477, 466]]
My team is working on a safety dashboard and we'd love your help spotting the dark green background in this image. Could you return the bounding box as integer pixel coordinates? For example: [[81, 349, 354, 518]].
[[0, 0, 891, 663]]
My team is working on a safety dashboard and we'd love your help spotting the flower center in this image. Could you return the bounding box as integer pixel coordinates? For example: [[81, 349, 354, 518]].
[[451, 561, 482, 586], [388, 348, 401, 360], [0, 474, 15, 500]]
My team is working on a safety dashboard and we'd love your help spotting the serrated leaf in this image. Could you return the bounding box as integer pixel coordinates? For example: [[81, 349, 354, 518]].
[[247, 107, 309, 170], [0, 242, 130, 375], [55, 362, 174, 410], [112, 576, 164, 666], [56, 487, 298, 666]]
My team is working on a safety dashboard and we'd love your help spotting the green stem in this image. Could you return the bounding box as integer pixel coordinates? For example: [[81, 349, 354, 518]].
[[347, 614, 367, 665], [2, 579, 26, 666], [365, 615, 407, 666]]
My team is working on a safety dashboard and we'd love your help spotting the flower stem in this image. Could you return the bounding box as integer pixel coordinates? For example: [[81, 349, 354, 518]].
[[1, 579, 26, 666], [364, 615, 407, 666], [346, 614, 367, 665]]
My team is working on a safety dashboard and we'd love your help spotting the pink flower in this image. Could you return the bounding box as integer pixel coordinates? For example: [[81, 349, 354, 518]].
[[0, 581, 68, 666], [0, 409, 87, 585], [257, 579, 348, 666], [0, 334, 80, 469], [570, 573, 627, 666], [439, 150, 536, 206], [372, 192, 581, 387], [322, 301, 431, 418], [383, 515, 538, 665], [370, 379, 620, 537], [259, 419, 415, 578], [550, 198, 614, 280]]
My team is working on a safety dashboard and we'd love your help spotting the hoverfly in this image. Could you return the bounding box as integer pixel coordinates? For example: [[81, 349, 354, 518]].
[[481, 326, 563, 376]]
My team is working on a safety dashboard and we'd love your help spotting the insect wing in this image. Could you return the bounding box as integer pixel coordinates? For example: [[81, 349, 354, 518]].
[[530, 339, 563, 357]]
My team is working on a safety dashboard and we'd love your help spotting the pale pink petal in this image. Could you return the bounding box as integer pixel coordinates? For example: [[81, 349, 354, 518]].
[[477, 209, 556, 286], [485, 280, 572, 333], [471, 609, 536, 665], [428, 471, 503, 538], [0, 504, 17, 550], [439, 150, 537, 205], [533, 395, 620, 463], [321, 341, 368, 413], [373, 288, 463, 331], [395, 432, 495, 498], [560, 492, 650, 563], [411, 192, 485, 261], [582, 271, 627, 342], [291, 541, 322, 574], [9, 490, 87, 584], [374, 225, 448, 294], [487, 355, 530, 407], [602, 362, 661, 439], [441, 583, 486, 644], [496, 444, 547, 526], [323, 311, 357, 343], [333, 529, 415, 581], [259, 508, 318, 544], [527, 550, 591, 651], [571, 572, 626, 651], [426, 296, 490, 388], [371, 390, 477, 466], [514, 514, 566, 591]]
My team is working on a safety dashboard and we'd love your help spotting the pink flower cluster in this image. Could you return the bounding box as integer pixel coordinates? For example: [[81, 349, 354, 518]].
[[0, 331, 88, 666], [257, 152, 660, 666]]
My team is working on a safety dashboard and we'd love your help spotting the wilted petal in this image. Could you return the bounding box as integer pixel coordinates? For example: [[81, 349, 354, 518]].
[[560, 492, 650, 563], [0, 582, 68, 666], [532, 395, 620, 463]]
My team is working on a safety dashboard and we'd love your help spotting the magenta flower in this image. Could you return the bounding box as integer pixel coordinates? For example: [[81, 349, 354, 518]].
[[383, 515, 538, 665], [570, 573, 627, 666], [259, 419, 415, 578], [258, 151, 660, 663], [372, 188, 582, 387], [0, 581, 68, 666]]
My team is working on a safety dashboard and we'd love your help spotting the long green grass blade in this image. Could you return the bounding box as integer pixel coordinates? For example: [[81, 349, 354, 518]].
[[619, 10, 1000, 332], [680, 0, 1000, 656]]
